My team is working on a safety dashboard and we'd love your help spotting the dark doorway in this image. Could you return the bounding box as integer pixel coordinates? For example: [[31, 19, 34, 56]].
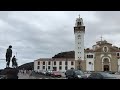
[[104, 65, 109, 71]]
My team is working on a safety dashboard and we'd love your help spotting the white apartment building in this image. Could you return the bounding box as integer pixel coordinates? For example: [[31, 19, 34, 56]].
[[34, 58, 75, 72]]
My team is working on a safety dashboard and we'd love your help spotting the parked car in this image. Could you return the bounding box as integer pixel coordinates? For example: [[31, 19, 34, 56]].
[[46, 71, 52, 76], [87, 72, 116, 79], [41, 71, 47, 75], [106, 71, 116, 74], [0, 75, 6, 79], [51, 71, 62, 77], [65, 69, 87, 79]]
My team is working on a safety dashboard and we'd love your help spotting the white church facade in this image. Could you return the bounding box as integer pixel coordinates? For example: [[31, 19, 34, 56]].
[[34, 15, 120, 72]]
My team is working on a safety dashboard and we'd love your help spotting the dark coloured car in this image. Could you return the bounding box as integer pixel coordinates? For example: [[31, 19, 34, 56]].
[[0, 75, 6, 79], [46, 71, 52, 76], [87, 72, 116, 79], [65, 69, 87, 79]]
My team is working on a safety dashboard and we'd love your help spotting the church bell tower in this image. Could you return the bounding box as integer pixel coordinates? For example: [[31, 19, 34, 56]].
[[74, 15, 85, 60]]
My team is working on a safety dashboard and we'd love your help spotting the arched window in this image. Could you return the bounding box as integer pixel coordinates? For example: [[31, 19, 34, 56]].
[[103, 46, 108, 52], [77, 22, 81, 25]]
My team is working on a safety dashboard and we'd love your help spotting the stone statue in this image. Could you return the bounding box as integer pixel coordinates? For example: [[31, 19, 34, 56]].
[[12, 55, 18, 68], [5, 45, 12, 68], [2, 46, 19, 79]]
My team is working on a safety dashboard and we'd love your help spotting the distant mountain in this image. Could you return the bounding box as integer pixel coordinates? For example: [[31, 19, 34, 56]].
[[52, 51, 75, 58], [17, 62, 34, 70]]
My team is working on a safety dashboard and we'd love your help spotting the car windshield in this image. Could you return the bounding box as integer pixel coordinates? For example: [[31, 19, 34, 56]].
[[75, 70, 84, 75], [100, 72, 114, 78]]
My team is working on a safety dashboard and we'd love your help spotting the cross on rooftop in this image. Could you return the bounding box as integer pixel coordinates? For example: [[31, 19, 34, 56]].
[[100, 35, 103, 41], [79, 14, 80, 18]]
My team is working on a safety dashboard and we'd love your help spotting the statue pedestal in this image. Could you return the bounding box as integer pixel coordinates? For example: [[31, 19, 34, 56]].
[[0, 67, 19, 79]]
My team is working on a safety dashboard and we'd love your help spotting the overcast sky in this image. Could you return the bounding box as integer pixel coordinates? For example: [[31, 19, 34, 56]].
[[0, 11, 120, 69]]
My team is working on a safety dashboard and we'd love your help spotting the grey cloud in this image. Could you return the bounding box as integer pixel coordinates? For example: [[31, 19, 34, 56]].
[[84, 11, 120, 48]]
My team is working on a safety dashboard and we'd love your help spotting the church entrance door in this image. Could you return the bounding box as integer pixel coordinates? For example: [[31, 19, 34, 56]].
[[104, 65, 109, 71]]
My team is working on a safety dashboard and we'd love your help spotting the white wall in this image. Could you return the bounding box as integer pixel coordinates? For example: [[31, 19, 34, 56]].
[[34, 61, 38, 72], [86, 59, 94, 71], [61, 61, 65, 72], [85, 53, 94, 71], [75, 31, 85, 60]]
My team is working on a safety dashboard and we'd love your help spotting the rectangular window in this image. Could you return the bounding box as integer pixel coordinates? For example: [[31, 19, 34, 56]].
[[59, 61, 62, 65], [43, 61, 45, 65], [65, 61, 68, 65], [38, 62, 40, 65], [90, 55, 92, 58], [78, 47, 79, 49], [87, 55, 93, 58], [71, 61, 74, 65], [37, 66, 40, 69], [43, 66, 45, 69], [54, 61, 56, 65], [89, 55, 90, 58], [87, 55, 88, 58], [48, 61, 51, 65], [91, 55, 93, 58], [48, 66, 50, 69], [65, 66, 68, 70], [59, 66, 62, 70], [117, 53, 119, 56], [78, 52, 79, 54]]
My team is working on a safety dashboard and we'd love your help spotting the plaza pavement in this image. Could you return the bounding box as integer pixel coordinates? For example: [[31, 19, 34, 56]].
[[18, 72, 120, 79]]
